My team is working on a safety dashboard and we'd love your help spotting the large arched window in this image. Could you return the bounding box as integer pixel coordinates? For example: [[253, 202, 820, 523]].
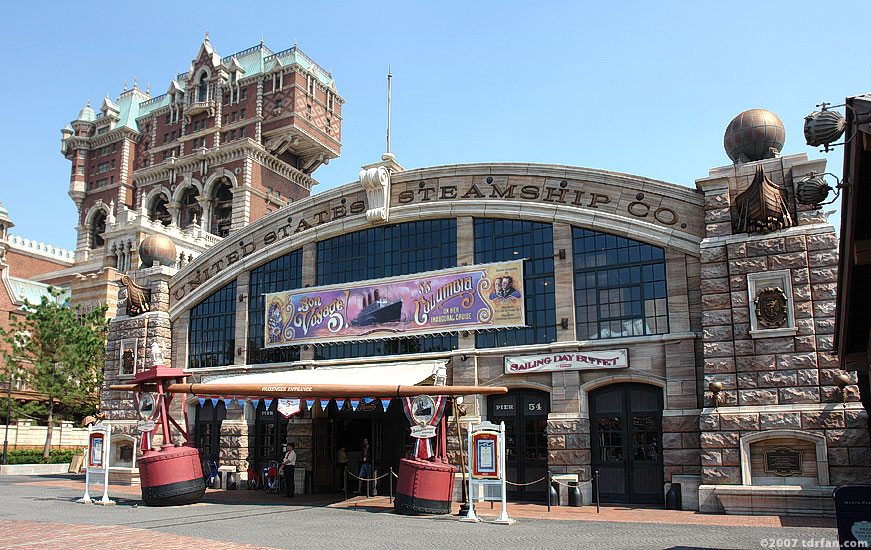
[[188, 280, 236, 369], [179, 188, 202, 229], [572, 228, 668, 340], [148, 194, 172, 226], [209, 179, 233, 237], [90, 211, 107, 249], [247, 250, 303, 364], [474, 218, 556, 348]]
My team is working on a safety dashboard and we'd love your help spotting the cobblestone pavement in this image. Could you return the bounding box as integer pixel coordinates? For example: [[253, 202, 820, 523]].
[[0, 475, 842, 550]]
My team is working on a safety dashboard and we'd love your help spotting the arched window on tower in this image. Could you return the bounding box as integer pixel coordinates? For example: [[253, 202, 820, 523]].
[[90, 211, 107, 249], [198, 74, 208, 102], [148, 194, 172, 226], [179, 188, 202, 229], [210, 179, 233, 238]]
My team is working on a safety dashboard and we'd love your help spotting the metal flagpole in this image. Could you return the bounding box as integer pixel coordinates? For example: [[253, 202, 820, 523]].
[[386, 67, 392, 154]]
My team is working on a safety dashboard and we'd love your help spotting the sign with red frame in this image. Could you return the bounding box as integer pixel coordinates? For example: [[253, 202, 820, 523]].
[[472, 431, 499, 479]]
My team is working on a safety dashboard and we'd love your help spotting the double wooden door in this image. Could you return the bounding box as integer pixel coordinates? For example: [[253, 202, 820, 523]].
[[488, 389, 549, 501], [590, 383, 663, 505]]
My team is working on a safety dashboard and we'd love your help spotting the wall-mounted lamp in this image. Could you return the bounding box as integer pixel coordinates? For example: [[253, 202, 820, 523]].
[[554, 249, 566, 260], [237, 347, 244, 356], [804, 104, 846, 152], [460, 354, 469, 362], [560, 318, 569, 330], [795, 172, 847, 207], [238, 294, 246, 302], [708, 381, 723, 407], [834, 373, 851, 403]]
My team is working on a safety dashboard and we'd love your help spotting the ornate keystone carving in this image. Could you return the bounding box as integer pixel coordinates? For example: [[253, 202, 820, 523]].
[[359, 166, 390, 223]]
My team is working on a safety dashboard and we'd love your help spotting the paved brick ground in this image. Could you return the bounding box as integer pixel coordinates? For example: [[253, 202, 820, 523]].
[[0, 475, 842, 550], [0, 520, 282, 550]]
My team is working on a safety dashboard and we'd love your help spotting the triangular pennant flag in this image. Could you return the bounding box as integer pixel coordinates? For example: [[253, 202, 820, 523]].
[[335, 399, 346, 411], [362, 397, 373, 403], [198, 397, 206, 407], [264, 398, 273, 410], [350, 399, 360, 411], [381, 398, 391, 411], [238, 398, 247, 409], [251, 398, 261, 409], [210, 397, 219, 407], [277, 398, 301, 418], [320, 399, 330, 411], [223, 398, 232, 409], [305, 399, 315, 411]]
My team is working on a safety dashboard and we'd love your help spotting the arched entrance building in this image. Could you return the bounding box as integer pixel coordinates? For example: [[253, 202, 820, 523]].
[[101, 152, 868, 515]]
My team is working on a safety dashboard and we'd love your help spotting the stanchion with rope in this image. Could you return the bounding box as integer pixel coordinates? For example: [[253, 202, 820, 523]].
[[595, 469, 600, 513], [344, 467, 348, 501], [347, 470, 392, 498], [389, 467, 394, 504]]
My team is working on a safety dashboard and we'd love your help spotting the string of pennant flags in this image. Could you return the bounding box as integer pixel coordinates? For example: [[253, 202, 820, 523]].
[[195, 396, 393, 417]]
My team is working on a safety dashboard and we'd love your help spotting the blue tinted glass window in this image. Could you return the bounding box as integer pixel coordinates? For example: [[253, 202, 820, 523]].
[[248, 249, 303, 364], [474, 219, 556, 348], [189, 280, 236, 369], [315, 219, 458, 359], [572, 227, 668, 340]]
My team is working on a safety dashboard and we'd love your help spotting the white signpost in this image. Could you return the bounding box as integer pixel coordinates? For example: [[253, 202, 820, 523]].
[[77, 421, 114, 505], [463, 420, 514, 525]]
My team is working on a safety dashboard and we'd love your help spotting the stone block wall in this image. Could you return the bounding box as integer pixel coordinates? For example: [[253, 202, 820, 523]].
[[696, 154, 871, 489]]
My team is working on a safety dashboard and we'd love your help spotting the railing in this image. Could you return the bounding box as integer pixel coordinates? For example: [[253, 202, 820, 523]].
[[140, 93, 168, 107], [4, 234, 75, 262], [222, 43, 273, 65], [265, 46, 330, 79]]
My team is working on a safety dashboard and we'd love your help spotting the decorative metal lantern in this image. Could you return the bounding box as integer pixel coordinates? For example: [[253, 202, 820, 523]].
[[804, 110, 846, 147], [795, 174, 833, 206]]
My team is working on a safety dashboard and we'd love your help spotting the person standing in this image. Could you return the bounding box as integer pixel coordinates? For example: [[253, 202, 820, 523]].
[[282, 442, 297, 498], [355, 438, 372, 495]]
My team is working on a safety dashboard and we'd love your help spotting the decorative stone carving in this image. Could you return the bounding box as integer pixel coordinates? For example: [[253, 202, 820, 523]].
[[732, 165, 794, 234], [120, 274, 151, 316], [754, 286, 788, 329], [359, 166, 390, 224], [747, 270, 797, 338]]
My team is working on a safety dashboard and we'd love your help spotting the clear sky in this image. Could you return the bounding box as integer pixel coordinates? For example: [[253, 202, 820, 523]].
[[1, 1, 864, 250]]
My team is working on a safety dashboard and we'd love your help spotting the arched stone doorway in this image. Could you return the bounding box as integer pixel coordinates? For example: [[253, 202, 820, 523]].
[[488, 388, 549, 501], [590, 382, 663, 504]]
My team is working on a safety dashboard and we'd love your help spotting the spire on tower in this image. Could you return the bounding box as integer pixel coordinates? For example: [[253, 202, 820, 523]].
[[205, 30, 210, 44], [124, 81, 128, 92]]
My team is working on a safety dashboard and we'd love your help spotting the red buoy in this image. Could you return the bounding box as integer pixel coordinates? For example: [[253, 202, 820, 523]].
[[394, 458, 456, 515], [138, 444, 205, 506]]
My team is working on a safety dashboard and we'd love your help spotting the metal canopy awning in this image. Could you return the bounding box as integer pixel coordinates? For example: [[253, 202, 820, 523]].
[[200, 360, 446, 390]]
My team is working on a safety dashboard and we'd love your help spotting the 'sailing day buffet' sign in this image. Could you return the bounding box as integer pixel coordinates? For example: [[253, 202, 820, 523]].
[[265, 260, 525, 346], [504, 350, 629, 374]]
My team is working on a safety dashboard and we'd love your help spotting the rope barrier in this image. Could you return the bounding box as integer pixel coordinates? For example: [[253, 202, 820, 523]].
[[346, 471, 392, 482], [391, 470, 399, 478], [504, 476, 547, 487], [550, 477, 592, 488]]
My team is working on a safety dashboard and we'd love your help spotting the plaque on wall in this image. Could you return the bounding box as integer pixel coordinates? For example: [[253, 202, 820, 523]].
[[763, 446, 803, 476]]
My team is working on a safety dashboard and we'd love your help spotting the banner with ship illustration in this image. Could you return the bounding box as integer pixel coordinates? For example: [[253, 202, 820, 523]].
[[264, 260, 525, 347]]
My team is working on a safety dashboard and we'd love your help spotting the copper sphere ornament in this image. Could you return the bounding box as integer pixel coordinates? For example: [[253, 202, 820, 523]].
[[139, 234, 177, 268], [724, 109, 786, 163]]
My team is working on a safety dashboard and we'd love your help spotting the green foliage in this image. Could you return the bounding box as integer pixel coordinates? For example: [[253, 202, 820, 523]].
[[0, 398, 96, 425], [0, 287, 109, 457], [4, 448, 79, 464]]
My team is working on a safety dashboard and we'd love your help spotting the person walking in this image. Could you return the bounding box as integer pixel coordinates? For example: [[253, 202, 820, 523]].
[[355, 438, 372, 495], [282, 442, 297, 498]]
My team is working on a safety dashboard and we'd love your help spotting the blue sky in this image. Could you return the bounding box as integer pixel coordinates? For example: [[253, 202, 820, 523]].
[[1, 1, 864, 250]]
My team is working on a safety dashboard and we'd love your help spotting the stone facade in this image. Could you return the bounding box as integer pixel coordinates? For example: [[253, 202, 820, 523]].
[[695, 153, 870, 515]]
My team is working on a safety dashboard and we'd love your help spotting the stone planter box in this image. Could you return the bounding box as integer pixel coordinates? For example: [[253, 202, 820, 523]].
[[0, 463, 72, 476], [699, 484, 835, 517]]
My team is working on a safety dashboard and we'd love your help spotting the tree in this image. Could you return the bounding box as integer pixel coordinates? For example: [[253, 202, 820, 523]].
[[0, 288, 108, 458]]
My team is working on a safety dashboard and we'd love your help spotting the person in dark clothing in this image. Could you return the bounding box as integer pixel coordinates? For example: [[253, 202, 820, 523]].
[[282, 442, 296, 497], [355, 438, 372, 495]]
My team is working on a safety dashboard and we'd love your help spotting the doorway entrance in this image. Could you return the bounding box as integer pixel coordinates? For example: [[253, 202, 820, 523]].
[[313, 400, 411, 493], [590, 383, 663, 505], [194, 401, 226, 462], [488, 389, 549, 501]]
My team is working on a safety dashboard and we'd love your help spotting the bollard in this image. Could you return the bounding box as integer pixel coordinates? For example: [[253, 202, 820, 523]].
[[594, 469, 600, 514], [568, 481, 581, 507], [547, 471, 552, 512], [389, 467, 394, 504]]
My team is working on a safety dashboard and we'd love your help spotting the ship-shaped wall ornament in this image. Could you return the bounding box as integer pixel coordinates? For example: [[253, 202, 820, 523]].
[[732, 164, 794, 234]]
